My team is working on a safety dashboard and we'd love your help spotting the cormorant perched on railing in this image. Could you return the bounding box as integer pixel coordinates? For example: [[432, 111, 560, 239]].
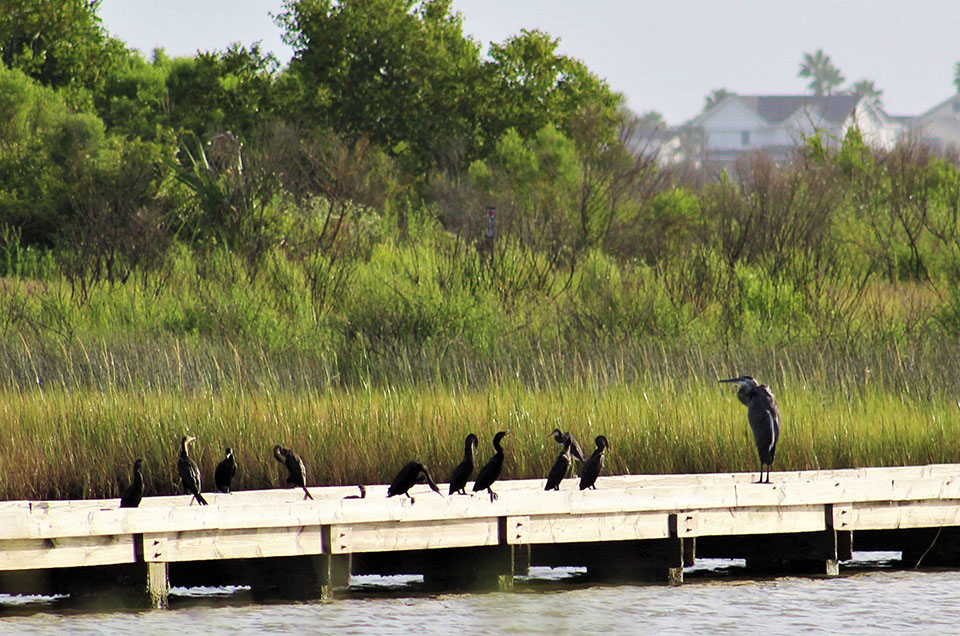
[[719, 375, 781, 483], [473, 431, 509, 502], [215, 447, 236, 494], [178, 436, 208, 505], [549, 428, 586, 465], [545, 437, 572, 491], [273, 444, 314, 500], [388, 461, 442, 504], [579, 435, 609, 490], [120, 458, 144, 508], [448, 433, 479, 495]]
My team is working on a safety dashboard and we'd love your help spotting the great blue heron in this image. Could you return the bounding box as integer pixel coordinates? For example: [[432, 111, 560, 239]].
[[719, 375, 781, 483], [177, 436, 208, 505], [545, 436, 572, 491], [448, 433, 479, 495], [388, 461, 442, 504], [579, 435, 609, 490], [120, 458, 144, 508], [214, 447, 236, 493], [273, 444, 314, 500], [473, 431, 509, 502]]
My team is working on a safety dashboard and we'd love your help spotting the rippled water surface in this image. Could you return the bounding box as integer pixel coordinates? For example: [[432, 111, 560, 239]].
[[2, 556, 957, 635]]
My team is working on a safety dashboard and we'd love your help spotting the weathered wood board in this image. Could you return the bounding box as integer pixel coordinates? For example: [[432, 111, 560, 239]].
[[0, 534, 137, 570], [144, 525, 324, 562]]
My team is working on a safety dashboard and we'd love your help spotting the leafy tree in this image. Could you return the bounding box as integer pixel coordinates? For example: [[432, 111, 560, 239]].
[[0, 0, 128, 108], [276, 0, 484, 174], [479, 29, 620, 151], [954, 61, 960, 92], [94, 48, 170, 140], [162, 43, 279, 142], [703, 88, 733, 112], [798, 49, 845, 96]]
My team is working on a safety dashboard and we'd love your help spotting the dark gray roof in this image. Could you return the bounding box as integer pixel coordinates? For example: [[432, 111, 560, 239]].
[[735, 94, 864, 124]]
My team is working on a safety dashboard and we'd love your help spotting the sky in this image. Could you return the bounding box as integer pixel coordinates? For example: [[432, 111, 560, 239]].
[[97, 0, 960, 125]]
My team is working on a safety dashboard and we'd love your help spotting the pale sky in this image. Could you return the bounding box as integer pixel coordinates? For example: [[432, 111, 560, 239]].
[[98, 0, 960, 125]]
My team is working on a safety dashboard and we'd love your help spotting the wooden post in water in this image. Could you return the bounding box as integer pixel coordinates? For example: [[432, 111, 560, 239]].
[[146, 562, 170, 609], [135, 534, 170, 609]]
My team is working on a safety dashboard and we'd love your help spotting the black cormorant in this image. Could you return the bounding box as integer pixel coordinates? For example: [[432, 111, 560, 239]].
[[214, 447, 236, 494], [549, 428, 586, 465], [579, 435, 609, 490], [177, 436, 208, 505], [473, 431, 509, 502], [448, 433, 479, 495], [119, 458, 144, 508], [273, 444, 314, 500], [388, 461, 442, 504], [719, 375, 781, 483], [545, 437, 572, 491]]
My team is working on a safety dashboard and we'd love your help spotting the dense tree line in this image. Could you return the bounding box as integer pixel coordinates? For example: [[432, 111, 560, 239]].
[[2, 0, 960, 357]]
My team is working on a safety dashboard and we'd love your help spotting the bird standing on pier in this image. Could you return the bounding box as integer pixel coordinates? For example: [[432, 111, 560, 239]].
[[177, 436, 208, 505], [579, 435, 609, 490], [448, 433, 479, 495], [215, 447, 236, 494], [545, 436, 572, 491], [473, 431, 509, 502], [549, 428, 586, 467], [273, 445, 314, 500], [120, 458, 145, 508], [388, 461, 443, 504], [719, 375, 781, 484]]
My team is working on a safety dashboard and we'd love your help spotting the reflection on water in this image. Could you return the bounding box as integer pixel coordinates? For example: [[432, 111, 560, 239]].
[[2, 553, 958, 635]]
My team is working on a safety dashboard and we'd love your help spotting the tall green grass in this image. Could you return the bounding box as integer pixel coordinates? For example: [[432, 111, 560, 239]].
[[1, 339, 958, 501]]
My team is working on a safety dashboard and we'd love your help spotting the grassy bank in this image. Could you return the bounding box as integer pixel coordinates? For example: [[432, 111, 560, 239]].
[[2, 338, 958, 501]]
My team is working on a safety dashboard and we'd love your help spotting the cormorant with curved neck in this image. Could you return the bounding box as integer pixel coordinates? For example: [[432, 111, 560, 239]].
[[473, 431, 509, 502], [215, 447, 236, 494], [579, 435, 609, 490], [448, 433, 479, 495], [388, 461, 442, 504], [120, 458, 144, 508], [719, 375, 781, 483], [549, 428, 586, 465], [178, 436, 208, 505], [273, 444, 314, 500], [545, 437, 572, 491]]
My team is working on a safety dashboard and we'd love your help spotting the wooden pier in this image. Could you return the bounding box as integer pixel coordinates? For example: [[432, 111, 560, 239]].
[[3, 463, 960, 608]]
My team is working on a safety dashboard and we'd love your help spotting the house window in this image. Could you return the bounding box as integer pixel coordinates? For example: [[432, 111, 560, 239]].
[[741, 131, 751, 146]]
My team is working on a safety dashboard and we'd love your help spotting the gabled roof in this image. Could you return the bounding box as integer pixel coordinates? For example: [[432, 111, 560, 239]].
[[916, 93, 960, 121], [733, 94, 864, 125]]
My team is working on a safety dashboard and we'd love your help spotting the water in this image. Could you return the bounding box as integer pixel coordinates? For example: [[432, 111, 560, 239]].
[[1, 555, 957, 635]]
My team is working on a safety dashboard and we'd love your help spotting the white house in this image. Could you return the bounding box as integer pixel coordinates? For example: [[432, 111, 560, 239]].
[[908, 93, 960, 152], [662, 93, 901, 167]]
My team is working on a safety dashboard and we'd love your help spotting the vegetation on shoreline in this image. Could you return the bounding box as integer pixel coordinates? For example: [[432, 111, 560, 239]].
[[1, 2, 960, 500], [2, 340, 959, 501]]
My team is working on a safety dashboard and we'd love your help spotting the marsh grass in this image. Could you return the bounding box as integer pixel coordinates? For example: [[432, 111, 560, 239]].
[[1, 337, 959, 500]]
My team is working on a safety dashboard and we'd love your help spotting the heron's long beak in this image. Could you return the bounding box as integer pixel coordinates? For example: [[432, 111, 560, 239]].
[[718, 378, 739, 383]]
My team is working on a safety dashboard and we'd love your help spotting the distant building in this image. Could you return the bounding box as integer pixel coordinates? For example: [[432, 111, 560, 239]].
[[907, 93, 960, 153], [660, 93, 901, 168]]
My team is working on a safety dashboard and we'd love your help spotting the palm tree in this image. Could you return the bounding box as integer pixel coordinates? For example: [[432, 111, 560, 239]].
[[703, 88, 734, 112], [798, 50, 845, 96], [847, 79, 884, 107]]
